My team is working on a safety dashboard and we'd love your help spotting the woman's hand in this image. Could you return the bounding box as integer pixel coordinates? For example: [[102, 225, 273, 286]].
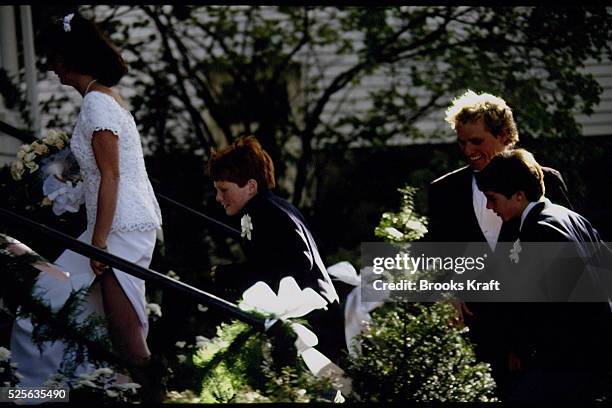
[[90, 243, 110, 276], [90, 258, 109, 276]]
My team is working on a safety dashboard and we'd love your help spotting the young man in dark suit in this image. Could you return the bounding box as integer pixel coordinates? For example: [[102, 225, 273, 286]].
[[208, 136, 344, 363], [476, 148, 612, 401], [425, 91, 573, 391], [427, 90, 572, 246]]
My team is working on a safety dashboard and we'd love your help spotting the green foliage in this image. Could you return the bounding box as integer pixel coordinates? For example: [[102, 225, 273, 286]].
[[44, 368, 141, 403], [346, 184, 497, 402], [346, 302, 496, 402], [166, 320, 334, 403], [0, 234, 130, 387], [375, 185, 428, 244], [0, 347, 21, 387]]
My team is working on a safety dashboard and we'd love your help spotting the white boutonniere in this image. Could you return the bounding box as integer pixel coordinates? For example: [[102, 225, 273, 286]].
[[62, 13, 75, 32], [241, 213, 253, 240], [509, 238, 522, 263]]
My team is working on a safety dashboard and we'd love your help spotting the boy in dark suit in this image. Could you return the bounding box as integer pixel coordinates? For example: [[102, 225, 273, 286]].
[[426, 91, 572, 392], [208, 136, 344, 362], [476, 148, 612, 401]]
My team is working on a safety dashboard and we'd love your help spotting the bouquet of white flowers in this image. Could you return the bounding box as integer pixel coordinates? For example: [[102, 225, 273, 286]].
[[9, 130, 84, 216]]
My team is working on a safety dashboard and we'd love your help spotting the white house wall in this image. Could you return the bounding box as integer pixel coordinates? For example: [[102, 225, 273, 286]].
[[2, 5, 611, 166]]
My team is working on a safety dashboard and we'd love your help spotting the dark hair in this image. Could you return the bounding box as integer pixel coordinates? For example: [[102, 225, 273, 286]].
[[208, 136, 276, 190], [40, 13, 128, 87], [476, 149, 545, 201]]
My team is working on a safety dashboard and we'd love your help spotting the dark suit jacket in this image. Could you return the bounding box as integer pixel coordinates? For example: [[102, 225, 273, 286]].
[[507, 200, 612, 370], [214, 190, 344, 361], [423, 164, 573, 382], [215, 190, 338, 303], [425, 165, 572, 244]]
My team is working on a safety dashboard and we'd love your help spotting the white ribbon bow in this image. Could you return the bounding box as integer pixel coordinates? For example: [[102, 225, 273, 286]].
[[42, 175, 85, 216], [326, 262, 389, 358], [239, 277, 351, 393]]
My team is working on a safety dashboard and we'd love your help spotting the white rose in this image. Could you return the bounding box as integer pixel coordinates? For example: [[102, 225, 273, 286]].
[[25, 160, 39, 173], [54, 138, 66, 149], [32, 142, 49, 156], [23, 152, 36, 163], [45, 130, 68, 149], [10, 161, 25, 181]]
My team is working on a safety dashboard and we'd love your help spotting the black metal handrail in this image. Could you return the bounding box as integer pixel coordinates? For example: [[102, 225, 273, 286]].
[[0, 206, 266, 332], [0, 120, 36, 144], [152, 186, 241, 238]]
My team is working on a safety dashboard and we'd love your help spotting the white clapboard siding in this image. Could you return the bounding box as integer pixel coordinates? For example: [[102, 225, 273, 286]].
[[3, 5, 611, 163]]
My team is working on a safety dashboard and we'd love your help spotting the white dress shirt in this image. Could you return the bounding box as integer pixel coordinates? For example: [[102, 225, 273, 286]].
[[472, 175, 502, 251]]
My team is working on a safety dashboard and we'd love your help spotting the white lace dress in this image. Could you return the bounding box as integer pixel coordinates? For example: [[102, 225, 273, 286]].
[[11, 91, 162, 388]]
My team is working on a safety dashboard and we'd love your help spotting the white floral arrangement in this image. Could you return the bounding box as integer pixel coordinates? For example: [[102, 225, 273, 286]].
[[43, 367, 141, 403], [9, 129, 84, 215], [0, 346, 22, 387]]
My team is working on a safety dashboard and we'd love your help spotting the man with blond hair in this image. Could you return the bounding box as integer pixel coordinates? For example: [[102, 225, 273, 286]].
[[425, 90, 572, 396], [427, 90, 571, 247]]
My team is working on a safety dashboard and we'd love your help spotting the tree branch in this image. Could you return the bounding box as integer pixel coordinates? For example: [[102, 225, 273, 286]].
[[269, 8, 311, 86], [141, 6, 215, 147]]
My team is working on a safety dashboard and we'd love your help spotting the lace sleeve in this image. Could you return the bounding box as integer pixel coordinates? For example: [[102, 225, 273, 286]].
[[81, 92, 122, 139]]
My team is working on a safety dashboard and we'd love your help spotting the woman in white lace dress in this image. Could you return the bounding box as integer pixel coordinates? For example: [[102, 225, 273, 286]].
[[10, 13, 162, 391]]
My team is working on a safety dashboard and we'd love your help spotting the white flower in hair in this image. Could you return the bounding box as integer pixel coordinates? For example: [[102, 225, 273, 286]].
[[241, 213, 253, 240], [62, 13, 75, 32]]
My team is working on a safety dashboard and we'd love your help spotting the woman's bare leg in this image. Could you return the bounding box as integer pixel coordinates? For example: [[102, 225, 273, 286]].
[[99, 270, 150, 365]]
